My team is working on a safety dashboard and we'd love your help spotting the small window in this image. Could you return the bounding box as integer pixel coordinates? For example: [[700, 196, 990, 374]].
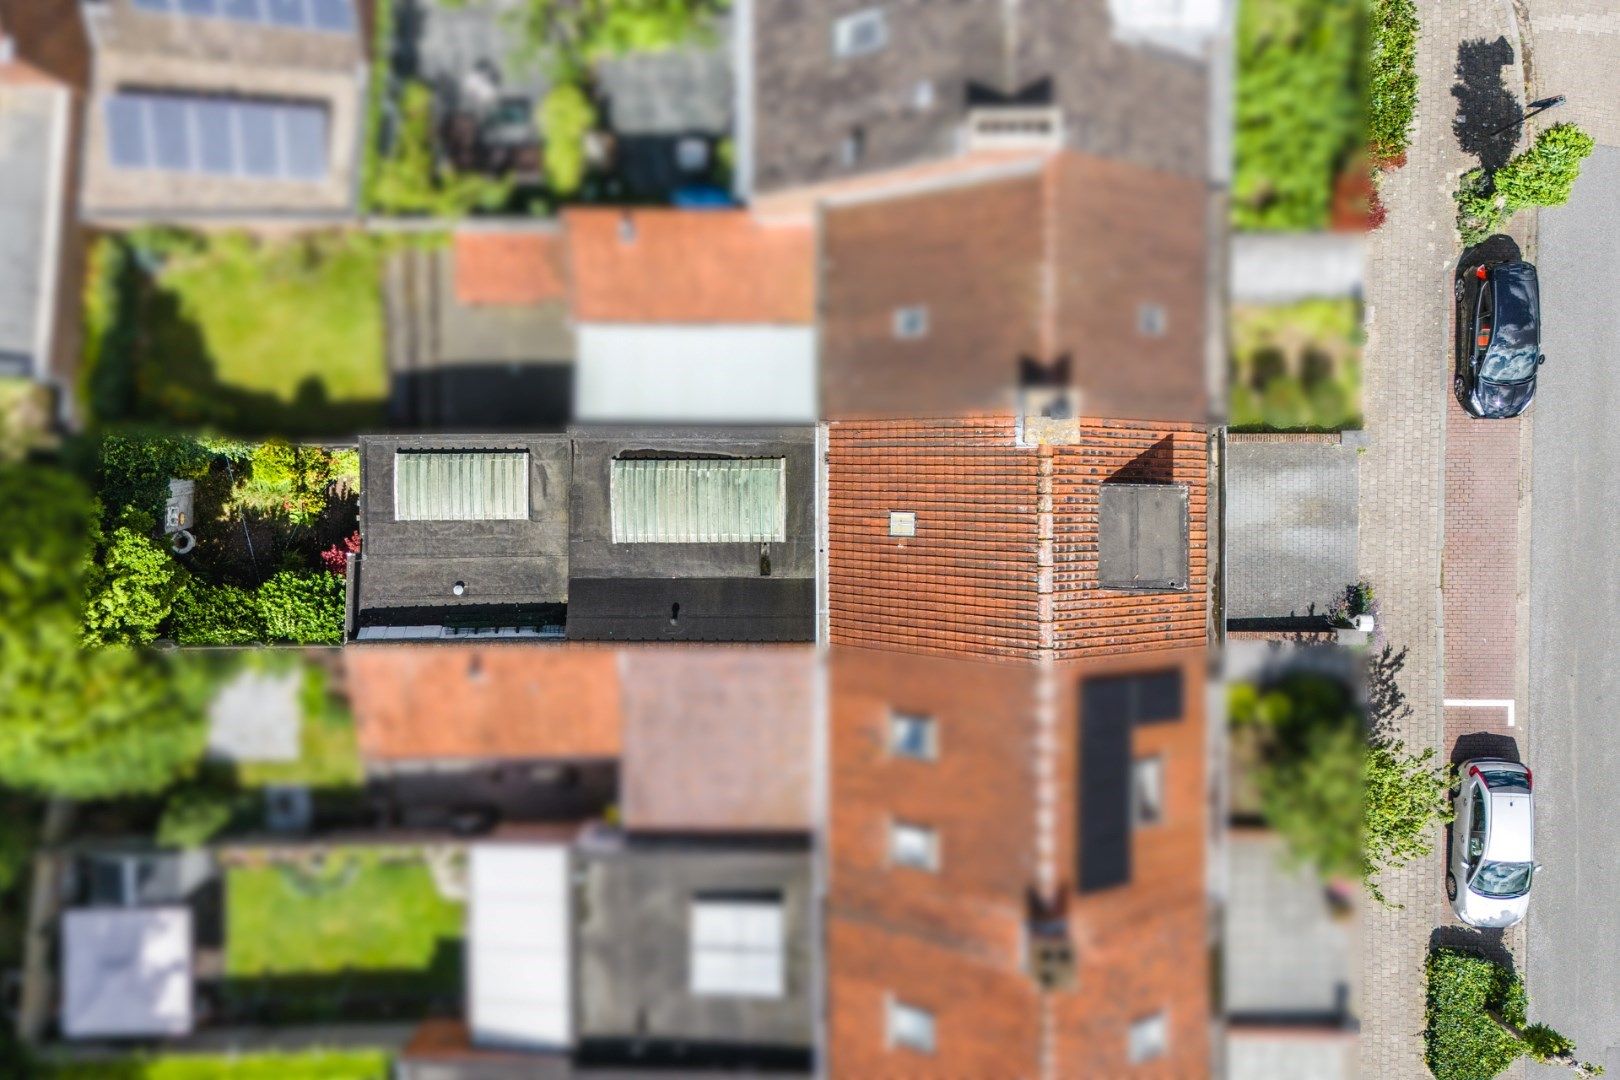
[[888, 510, 917, 537], [833, 8, 888, 58], [840, 126, 866, 167], [887, 998, 936, 1053], [912, 79, 935, 110], [1131, 756, 1164, 827], [893, 305, 929, 340], [610, 457, 787, 543], [889, 821, 939, 871], [394, 450, 530, 521], [1138, 303, 1167, 336], [889, 712, 937, 761], [689, 894, 785, 999], [1128, 1011, 1169, 1063]]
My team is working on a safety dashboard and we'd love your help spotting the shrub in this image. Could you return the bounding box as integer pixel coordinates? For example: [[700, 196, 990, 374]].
[[1368, 0, 1418, 164], [1493, 122, 1597, 210], [170, 582, 266, 646], [1363, 736, 1451, 903], [1456, 124, 1596, 243], [320, 531, 361, 578], [256, 571, 344, 645], [157, 780, 240, 849], [82, 509, 189, 646], [1426, 949, 1528, 1080], [96, 431, 216, 521], [539, 83, 597, 196], [80, 236, 139, 424]]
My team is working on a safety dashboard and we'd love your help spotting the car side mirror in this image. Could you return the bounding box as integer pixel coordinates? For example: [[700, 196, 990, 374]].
[[1535, 863, 1545, 872], [1537, 354, 1546, 366]]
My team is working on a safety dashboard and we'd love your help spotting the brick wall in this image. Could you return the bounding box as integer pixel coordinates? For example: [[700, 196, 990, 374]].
[[0, 0, 91, 88]]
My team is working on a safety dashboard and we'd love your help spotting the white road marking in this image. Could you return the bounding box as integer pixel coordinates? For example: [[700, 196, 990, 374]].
[[1443, 697, 1517, 727]]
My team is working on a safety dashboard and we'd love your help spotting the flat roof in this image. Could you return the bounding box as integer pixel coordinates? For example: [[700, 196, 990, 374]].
[[62, 907, 193, 1039], [469, 843, 573, 1051]]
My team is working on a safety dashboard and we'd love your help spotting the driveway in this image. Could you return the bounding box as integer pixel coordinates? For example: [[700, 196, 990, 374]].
[[1527, 145, 1620, 1076]]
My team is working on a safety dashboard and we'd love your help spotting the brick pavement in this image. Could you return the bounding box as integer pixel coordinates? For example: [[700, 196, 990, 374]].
[[1520, 0, 1620, 148], [1357, 1, 1531, 1075]]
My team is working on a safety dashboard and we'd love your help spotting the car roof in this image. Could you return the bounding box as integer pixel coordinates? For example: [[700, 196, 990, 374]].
[[1485, 791, 1534, 862], [1491, 262, 1540, 349]]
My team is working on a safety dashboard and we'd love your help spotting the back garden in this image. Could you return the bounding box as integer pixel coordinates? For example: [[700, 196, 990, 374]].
[[86, 433, 356, 649]]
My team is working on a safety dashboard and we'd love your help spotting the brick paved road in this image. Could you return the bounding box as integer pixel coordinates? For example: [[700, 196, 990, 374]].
[[1358, 1, 1532, 1075]]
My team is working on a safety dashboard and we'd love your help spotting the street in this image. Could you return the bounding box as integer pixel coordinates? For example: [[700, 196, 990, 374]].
[[1527, 145, 1620, 1076]]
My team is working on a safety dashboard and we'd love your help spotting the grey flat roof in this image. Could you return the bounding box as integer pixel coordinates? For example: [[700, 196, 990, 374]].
[[1098, 483, 1190, 591]]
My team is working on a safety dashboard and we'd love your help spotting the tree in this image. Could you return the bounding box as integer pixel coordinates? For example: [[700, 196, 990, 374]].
[[1456, 122, 1596, 242], [1426, 948, 1604, 1080], [1229, 650, 1453, 905], [537, 83, 597, 195], [370, 81, 514, 216], [0, 462, 209, 798]]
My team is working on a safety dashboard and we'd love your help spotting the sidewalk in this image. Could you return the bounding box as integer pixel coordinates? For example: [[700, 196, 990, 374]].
[[1357, 0, 1532, 1075]]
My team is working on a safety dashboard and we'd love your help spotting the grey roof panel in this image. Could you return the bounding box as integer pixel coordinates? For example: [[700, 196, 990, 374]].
[[1097, 483, 1190, 592]]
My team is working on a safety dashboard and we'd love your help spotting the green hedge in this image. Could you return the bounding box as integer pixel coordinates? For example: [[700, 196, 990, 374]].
[[1369, 0, 1418, 164], [43, 1049, 389, 1080], [1425, 949, 1530, 1080], [256, 571, 345, 645]]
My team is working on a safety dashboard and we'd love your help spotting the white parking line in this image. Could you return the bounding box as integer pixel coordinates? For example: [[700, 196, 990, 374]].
[[1443, 698, 1516, 728]]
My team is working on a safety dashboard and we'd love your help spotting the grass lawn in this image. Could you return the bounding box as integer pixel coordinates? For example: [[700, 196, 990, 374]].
[[1230, 298, 1363, 431], [105, 231, 387, 437], [43, 1049, 389, 1080], [226, 850, 463, 982]]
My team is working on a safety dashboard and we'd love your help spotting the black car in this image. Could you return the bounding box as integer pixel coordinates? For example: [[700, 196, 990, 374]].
[[1454, 259, 1544, 418]]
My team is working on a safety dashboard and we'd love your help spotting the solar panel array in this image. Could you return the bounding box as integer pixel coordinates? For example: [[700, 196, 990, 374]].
[[130, 0, 355, 34], [105, 92, 330, 180]]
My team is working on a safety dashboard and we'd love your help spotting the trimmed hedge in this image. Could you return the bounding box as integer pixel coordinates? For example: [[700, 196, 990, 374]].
[[256, 571, 345, 646], [1425, 949, 1529, 1080]]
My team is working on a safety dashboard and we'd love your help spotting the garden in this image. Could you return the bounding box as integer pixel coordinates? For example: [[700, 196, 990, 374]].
[[84, 432, 357, 649], [1229, 298, 1363, 431], [82, 230, 389, 438], [219, 847, 466, 1022], [1232, 0, 1417, 233]]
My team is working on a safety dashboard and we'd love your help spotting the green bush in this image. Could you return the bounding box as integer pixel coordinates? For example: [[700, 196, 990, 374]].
[[42, 1048, 391, 1080], [1368, 0, 1418, 163], [257, 571, 345, 645], [157, 780, 240, 849], [170, 581, 266, 646], [96, 431, 216, 521], [1493, 122, 1597, 209], [539, 83, 597, 196], [82, 509, 189, 646], [80, 236, 138, 424], [1426, 949, 1528, 1080], [1457, 123, 1597, 243]]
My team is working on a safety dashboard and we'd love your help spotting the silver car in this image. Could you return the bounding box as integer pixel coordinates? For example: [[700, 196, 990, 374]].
[[1447, 758, 1537, 928]]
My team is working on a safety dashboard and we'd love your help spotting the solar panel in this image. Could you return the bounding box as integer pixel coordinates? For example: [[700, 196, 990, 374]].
[[193, 98, 237, 175], [105, 96, 150, 169], [237, 102, 281, 177], [265, 0, 306, 27], [148, 96, 194, 171], [131, 0, 173, 11], [310, 0, 353, 31], [281, 105, 328, 180], [178, 0, 219, 15], [221, 0, 262, 17]]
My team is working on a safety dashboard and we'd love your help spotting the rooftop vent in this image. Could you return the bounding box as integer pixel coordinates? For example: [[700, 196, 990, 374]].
[[964, 106, 1064, 152]]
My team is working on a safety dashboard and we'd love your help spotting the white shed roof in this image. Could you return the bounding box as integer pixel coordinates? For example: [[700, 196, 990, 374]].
[[574, 324, 816, 423], [469, 843, 573, 1050], [62, 907, 193, 1039]]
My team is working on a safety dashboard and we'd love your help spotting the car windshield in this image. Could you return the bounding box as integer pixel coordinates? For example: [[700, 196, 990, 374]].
[[1472, 860, 1534, 898], [1479, 767, 1531, 794], [1481, 345, 1538, 382]]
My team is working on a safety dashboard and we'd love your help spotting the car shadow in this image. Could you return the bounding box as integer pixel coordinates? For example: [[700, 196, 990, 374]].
[[1451, 732, 1521, 767], [1429, 924, 1518, 974], [1457, 234, 1523, 278]]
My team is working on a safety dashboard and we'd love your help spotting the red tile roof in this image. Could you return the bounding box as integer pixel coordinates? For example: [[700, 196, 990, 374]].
[[565, 208, 814, 324], [346, 645, 622, 761], [452, 231, 569, 307]]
